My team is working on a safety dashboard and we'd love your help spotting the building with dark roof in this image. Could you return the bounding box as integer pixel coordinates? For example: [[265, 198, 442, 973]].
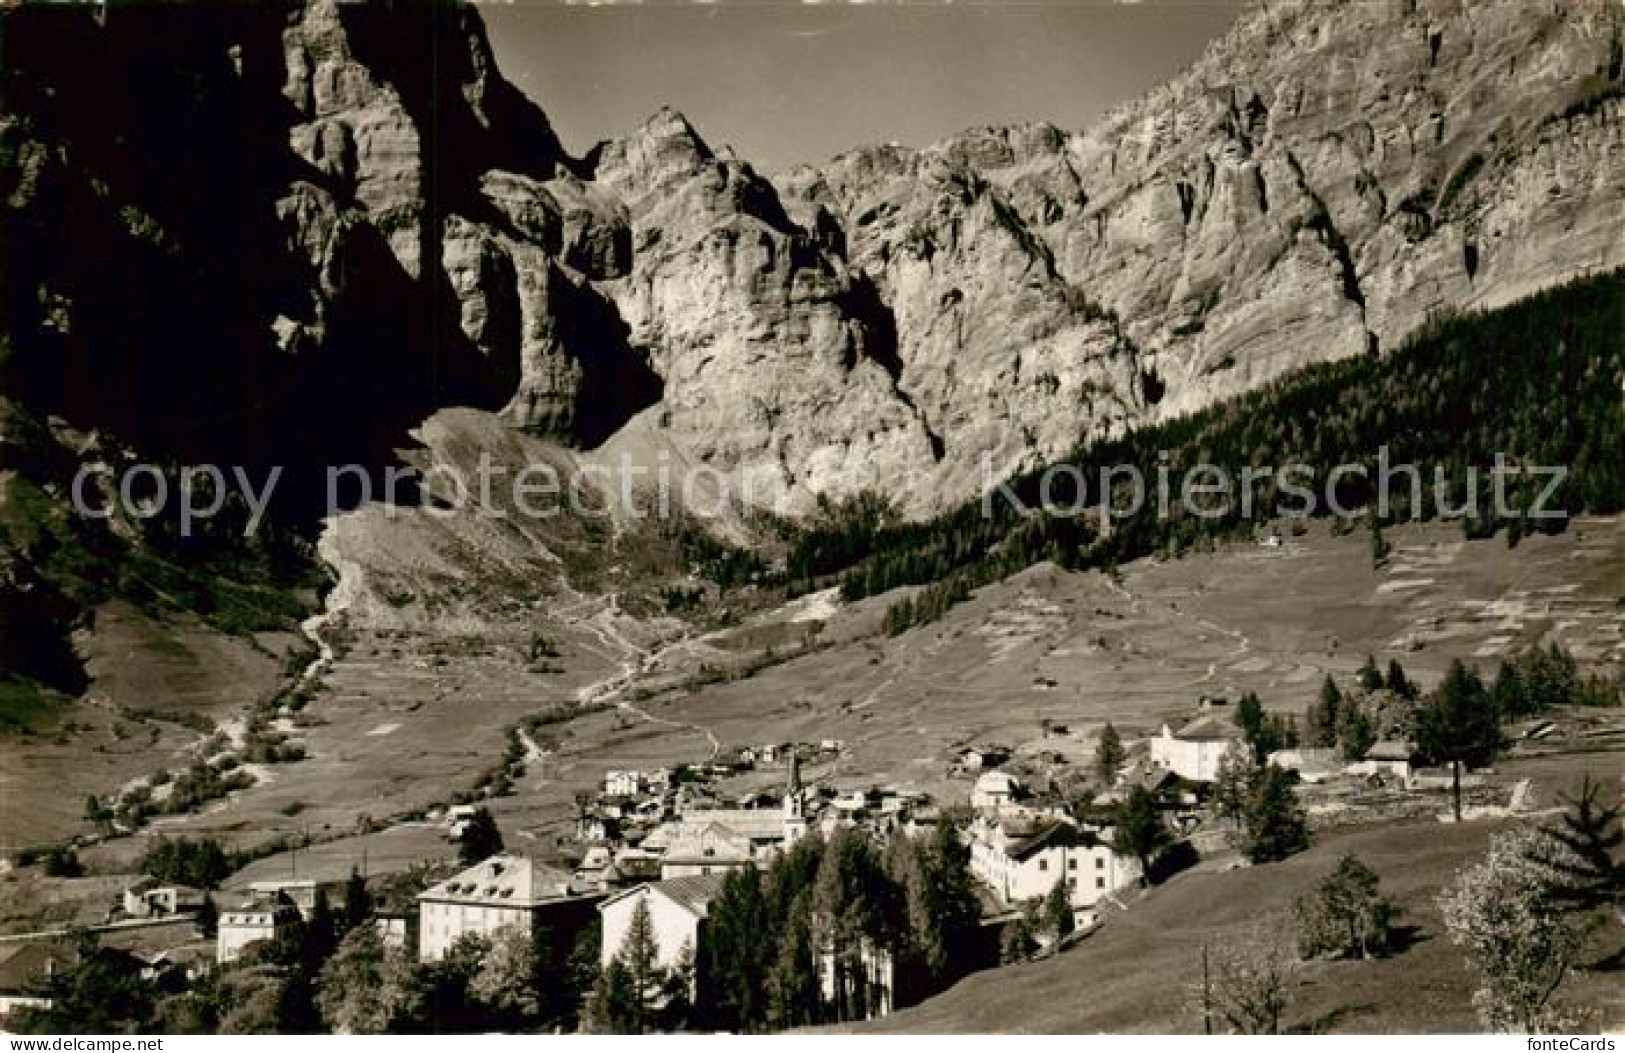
[[967, 816, 1138, 911], [598, 872, 729, 974], [0, 943, 74, 1019], [1150, 711, 1246, 782]]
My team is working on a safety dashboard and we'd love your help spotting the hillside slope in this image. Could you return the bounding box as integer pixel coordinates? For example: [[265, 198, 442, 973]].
[[852, 801, 1624, 1033]]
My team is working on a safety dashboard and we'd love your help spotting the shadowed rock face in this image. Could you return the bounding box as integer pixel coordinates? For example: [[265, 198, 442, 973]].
[[2, 0, 1622, 521], [0, 0, 660, 514]]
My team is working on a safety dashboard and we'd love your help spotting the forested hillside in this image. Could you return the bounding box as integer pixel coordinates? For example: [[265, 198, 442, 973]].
[[784, 270, 1625, 631]]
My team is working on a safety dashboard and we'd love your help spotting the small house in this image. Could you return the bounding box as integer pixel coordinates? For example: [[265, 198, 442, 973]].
[[1268, 748, 1343, 784], [1150, 712, 1245, 782], [122, 879, 207, 919], [970, 770, 1023, 811], [1350, 740, 1420, 783]]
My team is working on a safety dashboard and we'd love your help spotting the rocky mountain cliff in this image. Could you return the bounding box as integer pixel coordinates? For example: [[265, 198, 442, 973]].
[[3, 0, 1623, 525], [780, 0, 1625, 506]]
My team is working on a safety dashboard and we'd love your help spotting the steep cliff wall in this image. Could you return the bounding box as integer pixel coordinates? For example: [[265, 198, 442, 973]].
[[3, 0, 1621, 523]]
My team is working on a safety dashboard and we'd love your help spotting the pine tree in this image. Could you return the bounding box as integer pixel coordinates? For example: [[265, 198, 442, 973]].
[[617, 898, 663, 1033], [301, 888, 339, 973], [1044, 878, 1075, 941], [1113, 786, 1172, 885], [1542, 775, 1624, 910], [1236, 692, 1265, 749], [1306, 676, 1342, 748], [1417, 660, 1500, 822], [1213, 748, 1258, 829], [1385, 658, 1416, 700], [812, 828, 897, 1023], [1095, 722, 1125, 785], [1492, 662, 1526, 721], [458, 808, 503, 864], [196, 894, 218, 939], [766, 901, 820, 1029], [588, 959, 640, 1035], [698, 866, 772, 1031], [1242, 765, 1310, 864], [1336, 702, 1376, 762], [923, 817, 981, 979], [342, 867, 371, 932], [1356, 655, 1384, 693]]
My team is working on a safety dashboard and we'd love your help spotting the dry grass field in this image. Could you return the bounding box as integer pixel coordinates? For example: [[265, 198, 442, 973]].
[[0, 602, 299, 852], [5, 513, 1620, 935], [853, 768, 1625, 1035]]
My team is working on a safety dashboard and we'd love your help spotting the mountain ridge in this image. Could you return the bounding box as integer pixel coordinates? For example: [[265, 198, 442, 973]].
[[3, 0, 1622, 523]]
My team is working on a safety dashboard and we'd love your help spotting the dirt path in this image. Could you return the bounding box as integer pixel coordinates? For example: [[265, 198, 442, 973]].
[[1107, 569, 1252, 689], [556, 588, 722, 760]]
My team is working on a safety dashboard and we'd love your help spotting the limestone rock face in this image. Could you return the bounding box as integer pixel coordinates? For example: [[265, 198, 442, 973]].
[[934, 0, 1625, 425], [269, 0, 655, 439], [577, 0, 1625, 515], [4, 0, 1622, 521], [588, 110, 941, 513]]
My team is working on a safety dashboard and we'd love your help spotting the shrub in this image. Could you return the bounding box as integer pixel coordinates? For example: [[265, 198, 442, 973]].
[[1295, 855, 1397, 960]]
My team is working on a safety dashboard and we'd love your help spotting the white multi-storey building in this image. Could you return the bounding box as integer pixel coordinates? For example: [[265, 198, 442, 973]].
[[417, 854, 602, 962], [217, 899, 301, 964], [968, 817, 1138, 911]]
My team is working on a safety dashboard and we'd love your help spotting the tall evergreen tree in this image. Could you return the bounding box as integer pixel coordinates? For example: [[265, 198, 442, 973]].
[[1113, 786, 1172, 885], [1044, 878, 1075, 941], [1306, 676, 1342, 748], [1242, 765, 1310, 864], [342, 867, 371, 933], [1356, 656, 1384, 693], [1095, 722, 1126, 785], [1213, 748, 1258, 830], [617, 898, 663, 1034], [588, 959, 640, 1035], [1236, 693, 1266, 756], [1541, 775, 1624, 911], [812, 828, 897, 1023], [697, 866, 772, 1031], [458, 808, 504, 864], [922, 818, 981, 982], [1417, 660, 1500, 822], [1385, 658, 1416, 700], [1336, 702, 1376, 762], [196, 894, 218, 939], [766, 899, 820, 1030]]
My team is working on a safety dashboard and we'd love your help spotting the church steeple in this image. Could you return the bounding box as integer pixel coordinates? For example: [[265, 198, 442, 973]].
[[783, 752, 807, 843], [785, 753, 803, 817]]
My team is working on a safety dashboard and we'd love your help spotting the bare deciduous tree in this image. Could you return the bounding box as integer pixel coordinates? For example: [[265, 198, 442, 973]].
[[1201, 919, 1293, 1035]]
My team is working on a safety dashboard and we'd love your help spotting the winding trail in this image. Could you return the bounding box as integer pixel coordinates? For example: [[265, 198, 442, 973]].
[[555, 588, 722, 761], [1195, 616, 1253, 685]]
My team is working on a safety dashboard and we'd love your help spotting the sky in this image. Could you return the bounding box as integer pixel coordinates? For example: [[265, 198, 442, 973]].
[[481, 0, 1248, 173]]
